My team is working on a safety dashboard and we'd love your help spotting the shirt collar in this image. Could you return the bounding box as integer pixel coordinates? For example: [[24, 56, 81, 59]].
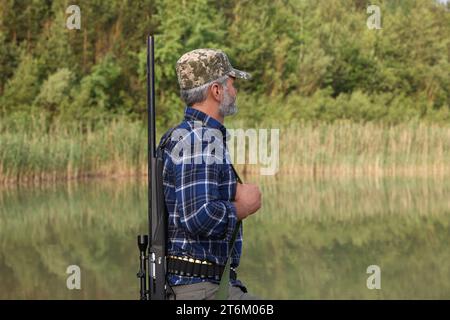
[[184, 106, 227, 135]]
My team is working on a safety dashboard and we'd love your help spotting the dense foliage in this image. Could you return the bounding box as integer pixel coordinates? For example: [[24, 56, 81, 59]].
[[0, 0, 449, 128]]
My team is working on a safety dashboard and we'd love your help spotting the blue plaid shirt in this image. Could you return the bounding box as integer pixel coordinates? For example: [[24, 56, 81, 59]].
[[159, 107, 243, 287]]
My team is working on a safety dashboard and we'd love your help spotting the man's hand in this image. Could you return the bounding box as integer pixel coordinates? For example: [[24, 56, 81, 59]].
[[232, 183, 262, 221]]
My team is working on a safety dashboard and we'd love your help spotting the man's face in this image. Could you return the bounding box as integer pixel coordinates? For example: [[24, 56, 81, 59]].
[[219, 76, 238, 117]]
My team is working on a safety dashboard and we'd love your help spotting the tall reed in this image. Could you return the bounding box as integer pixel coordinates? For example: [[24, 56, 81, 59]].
[[0, 115, 147, 185], [232, 121, 450, 178], [3, 117, 450, 185]]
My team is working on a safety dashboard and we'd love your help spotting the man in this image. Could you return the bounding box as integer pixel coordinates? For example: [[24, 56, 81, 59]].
[[158, 49, 262, 300]]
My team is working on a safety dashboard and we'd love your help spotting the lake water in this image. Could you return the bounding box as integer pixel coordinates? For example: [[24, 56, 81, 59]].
[[0, 175, 449, 299]]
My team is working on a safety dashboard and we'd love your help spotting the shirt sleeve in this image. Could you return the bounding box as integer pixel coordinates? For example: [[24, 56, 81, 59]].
[[174, 154, 237, 240]]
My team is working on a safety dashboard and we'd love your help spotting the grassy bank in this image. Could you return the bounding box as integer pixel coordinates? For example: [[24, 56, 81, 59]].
[[2, 116, 450, 185], [235, 121, 450, 177], [0, 115, 147, 185]]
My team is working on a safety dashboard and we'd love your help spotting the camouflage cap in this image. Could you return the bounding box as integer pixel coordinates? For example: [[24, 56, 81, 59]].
[[176, 48, 251, 90]]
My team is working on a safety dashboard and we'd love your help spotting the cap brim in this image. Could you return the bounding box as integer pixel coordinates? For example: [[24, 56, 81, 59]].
[[229, 68, 251, 80]]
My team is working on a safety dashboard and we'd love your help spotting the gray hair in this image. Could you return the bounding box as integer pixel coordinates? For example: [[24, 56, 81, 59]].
[[180, 75, 229, 106]]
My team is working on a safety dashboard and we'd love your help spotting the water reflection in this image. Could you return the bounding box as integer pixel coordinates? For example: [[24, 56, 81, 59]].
[[0, 176, 449, 299], [0, 178, 147, 299]]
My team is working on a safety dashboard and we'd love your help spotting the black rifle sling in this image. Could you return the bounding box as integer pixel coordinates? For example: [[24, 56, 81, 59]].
[[214, 163, 243, 300], [228, 164, 242, 253], [154, 126, 177, 300], [157, 127, 177, 156]]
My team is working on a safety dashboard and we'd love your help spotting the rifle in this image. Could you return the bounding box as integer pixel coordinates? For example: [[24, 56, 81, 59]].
[[137, 35, 168, 300]]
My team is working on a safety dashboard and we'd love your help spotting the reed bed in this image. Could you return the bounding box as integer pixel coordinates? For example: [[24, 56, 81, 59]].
[[0, 116, 147, 185], [233, 121, 450, 178], [2, 118, 450, 185]]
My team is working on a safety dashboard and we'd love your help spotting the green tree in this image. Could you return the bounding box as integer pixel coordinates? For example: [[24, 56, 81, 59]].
[[64, 54, 122, 123], [0, 31, 19, 96], [33, 68, 74, 115], [0, 52, 40, 113]]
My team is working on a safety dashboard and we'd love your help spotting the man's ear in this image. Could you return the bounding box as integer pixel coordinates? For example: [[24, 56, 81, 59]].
[[210, 83, 222, 101]]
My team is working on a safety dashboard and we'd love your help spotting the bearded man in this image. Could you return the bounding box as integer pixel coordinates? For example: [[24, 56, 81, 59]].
[[158, 49, 262, 300]]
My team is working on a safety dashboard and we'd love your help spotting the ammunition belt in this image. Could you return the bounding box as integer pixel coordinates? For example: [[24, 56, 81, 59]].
[[167, 255, 236, 281]]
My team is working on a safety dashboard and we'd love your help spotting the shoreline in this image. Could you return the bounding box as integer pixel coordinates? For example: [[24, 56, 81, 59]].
[[2, 164, 450, 189]]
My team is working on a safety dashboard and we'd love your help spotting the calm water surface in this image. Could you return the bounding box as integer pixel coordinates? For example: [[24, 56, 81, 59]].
[[0, 175, 449, 299]]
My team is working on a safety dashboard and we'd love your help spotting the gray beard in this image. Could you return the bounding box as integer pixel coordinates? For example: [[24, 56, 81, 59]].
[[219, 89, 238, 117]]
